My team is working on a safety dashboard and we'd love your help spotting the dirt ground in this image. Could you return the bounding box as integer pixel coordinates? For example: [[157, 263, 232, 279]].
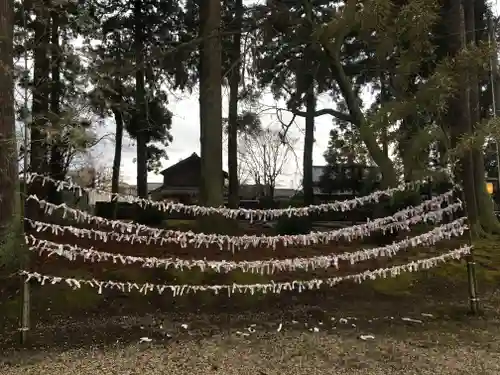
[[1, 279, 500, 375], [3, 327, 500, 375], [1, 223, 498, 374]]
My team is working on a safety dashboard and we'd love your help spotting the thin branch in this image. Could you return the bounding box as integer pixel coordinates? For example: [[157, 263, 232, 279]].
[[292, 107, 352, 122]]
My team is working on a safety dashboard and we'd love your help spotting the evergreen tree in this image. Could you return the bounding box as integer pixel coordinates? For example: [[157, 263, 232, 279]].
[[254, 0, 340, 204], [87, 0, 188, 197], [198, 0, 223, 209], [0, 0, 17, 233]]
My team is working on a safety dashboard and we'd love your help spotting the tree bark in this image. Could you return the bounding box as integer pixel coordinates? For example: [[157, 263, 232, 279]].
[[48, 7, 64, 204], [318, 2, 398, 188], [445, 0, 480, 232], [332, 55, 398, 188], [227, 0, 243, 209], [30, 0, 50, 176], [303, 80, 315, 206], [134, 0, 148, 198], [0, 0, 17, 231], [111, 32, 124, 199], [380, 73, 389, 158], [199, 0, 223, 208], [111, 108, 124, 195], [27, 0, 51, 220], [464, 0, 500, 233]]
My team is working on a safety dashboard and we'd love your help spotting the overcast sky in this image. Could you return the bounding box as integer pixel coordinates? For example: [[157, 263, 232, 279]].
[[90, 1, 500, 189], [92, 90, 336, 189]]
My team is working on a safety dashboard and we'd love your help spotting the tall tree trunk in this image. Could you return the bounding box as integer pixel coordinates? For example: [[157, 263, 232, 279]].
[[134, 0, 148, 198], [0, 0, 17, 232], [199, 0, 223, 209], [490, 15, 500, 189], [111, 32, 123, 202], [48, 7, 64, 204], [30, 0, 50, 176], [380, 73, 389, 158], [318, 13, 398, 188], [464, 0, 500, 233], [227, 0, 243, 209], [445, 0, 480, 232], [303, 80, 315, 206], [110, 106, 123, 219], [28, 0, 51, 220], [400, 116, 418, 181], [333, 59, 397, 188], [111, 108, 124, 195]]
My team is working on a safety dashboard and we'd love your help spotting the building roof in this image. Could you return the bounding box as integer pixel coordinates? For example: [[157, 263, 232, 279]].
[[159, 153, 229, 178]]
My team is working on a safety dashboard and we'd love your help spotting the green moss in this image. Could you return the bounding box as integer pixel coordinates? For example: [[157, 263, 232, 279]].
[[432, 262, 466, 280], [370, 238, 500, 297], [227, 270, 270, 284], [471, 238, 500, 284], [166, 267, 206, 284], [33, 269, 105, 312], [370, 271, 417, 296], [107, 267, 156, 284], [165, 219, 196, 227], [222, 271, 271, 307], [0, 297, 21, 320], [52, 287, 104, 311]]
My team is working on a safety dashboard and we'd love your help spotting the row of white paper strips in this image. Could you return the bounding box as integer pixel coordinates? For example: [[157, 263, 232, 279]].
[[25, 202, 461, 251], [26, 172, 444, 220], [25, 191, 460, 250], [19, 245, 472, 296], [25, 218, 468, 274]]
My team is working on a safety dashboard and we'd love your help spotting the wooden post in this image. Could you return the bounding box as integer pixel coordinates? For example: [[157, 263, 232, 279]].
[[20, 105, 31, 344], [20, 1, 31, 342], [458, 186, 479, 315], [466, 249, 479, 314], [20, 280, 30, 344]]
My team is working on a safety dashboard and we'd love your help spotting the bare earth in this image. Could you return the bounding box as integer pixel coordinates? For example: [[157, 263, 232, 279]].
[[2, 238, 499, 375], [2, 302, 500, 375]]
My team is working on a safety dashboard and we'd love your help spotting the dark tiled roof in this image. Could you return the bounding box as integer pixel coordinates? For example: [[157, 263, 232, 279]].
[[160, 152, 228, 178]]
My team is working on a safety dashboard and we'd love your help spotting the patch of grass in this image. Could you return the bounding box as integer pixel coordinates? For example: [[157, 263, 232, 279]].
[[220, 271, 271, 308], [164, 219, 199, 232], [369, 238, 500, 298], [469, 238, 500, 284], [107, 267, 158, 284], [370, 271, 416, 296], [0, 297, 21, 320], [34, 269, 105, 313], [53, 287, 104, 312], [166, 219, 196, 227], [155, 267, 207, 284]]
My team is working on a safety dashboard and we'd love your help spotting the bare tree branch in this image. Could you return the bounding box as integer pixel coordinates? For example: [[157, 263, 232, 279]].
[[292, 107, 352, 122], [238, 128, 298, 197]]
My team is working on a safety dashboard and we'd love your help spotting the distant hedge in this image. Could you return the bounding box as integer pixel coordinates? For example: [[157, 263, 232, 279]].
[[95, 202, 165, 226]]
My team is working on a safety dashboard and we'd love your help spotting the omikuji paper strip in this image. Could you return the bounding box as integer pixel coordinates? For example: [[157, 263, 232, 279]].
[[19, 245, 472, 297]]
